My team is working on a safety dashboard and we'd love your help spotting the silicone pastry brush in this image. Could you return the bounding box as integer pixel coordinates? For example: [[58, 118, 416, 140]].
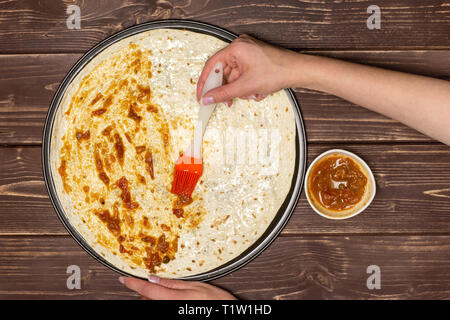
[[171, 62, 223, 197]]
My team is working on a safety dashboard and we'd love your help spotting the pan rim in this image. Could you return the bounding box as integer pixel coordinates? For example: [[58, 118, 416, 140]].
[[42, 19, 307, 282]]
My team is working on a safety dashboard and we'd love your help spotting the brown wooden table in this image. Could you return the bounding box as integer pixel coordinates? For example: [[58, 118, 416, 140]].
[[0, 0, 449, 300]]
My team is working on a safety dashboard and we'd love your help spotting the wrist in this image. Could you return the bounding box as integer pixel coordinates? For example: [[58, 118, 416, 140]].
[[286, 52, 319, 89]]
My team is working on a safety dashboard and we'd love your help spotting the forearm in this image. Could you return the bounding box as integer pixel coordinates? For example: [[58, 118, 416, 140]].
[[290, 54, 450, 145]]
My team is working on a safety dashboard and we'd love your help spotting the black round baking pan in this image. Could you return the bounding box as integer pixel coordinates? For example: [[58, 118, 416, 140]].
[[42, 19, 307, 281]]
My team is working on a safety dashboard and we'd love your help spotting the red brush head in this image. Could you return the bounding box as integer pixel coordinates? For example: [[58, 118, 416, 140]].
[[171, 155, 203, 197]]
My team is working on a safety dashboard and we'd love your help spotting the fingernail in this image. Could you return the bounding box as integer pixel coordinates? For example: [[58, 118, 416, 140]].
[[148, 275, 160, 284], [119, 276, 125, 284], [202, 96, 214, 105]]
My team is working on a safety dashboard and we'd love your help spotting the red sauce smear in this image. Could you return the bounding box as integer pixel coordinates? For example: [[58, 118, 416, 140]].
[[119, 244, 132, 255], [101, 125, 114, 136], [172, 208, 184, 218], [172, 194, 193, 218], [128, 104, 142, 123], [92, 108, 107, 116], [115, 176, 139, 210], [135, 145, 146, 154], [90, 93, 103, 106], [119, 79, 128, 89], [76, 130, 90, 141], [147, 104, 158, 113], [58, 159, 71, 192], [144, 251, 162, 272], [143, 235, 177, 272], [137, 84, 150, 103], [103, 95, 113, 108], [113, 133, 125, 166], [142, 216, 150, 228], [141, 235, 156, 244], [145, 150, 154, 180], [94, 147, 110, 186], [95, 209, 121, 236], [157, 234, 169, 253]]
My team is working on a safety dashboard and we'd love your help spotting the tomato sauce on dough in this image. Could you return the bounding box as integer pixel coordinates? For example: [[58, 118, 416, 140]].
[[308, 155, 368, 211]]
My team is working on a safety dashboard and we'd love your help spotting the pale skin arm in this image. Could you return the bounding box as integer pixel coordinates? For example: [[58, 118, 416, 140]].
[[197, 35, 450, 146], [120, 34, 450, 300], [293, 54, 450, 145]]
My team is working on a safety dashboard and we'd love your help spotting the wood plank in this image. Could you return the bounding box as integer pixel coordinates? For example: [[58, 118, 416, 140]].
[[0, 54, 80, 144], [1, 144, 449, 236], [0, 0, 449, 53], [1, 51, 449, 144], [286, 143, 450, 235], [0, 235, 448, 299]]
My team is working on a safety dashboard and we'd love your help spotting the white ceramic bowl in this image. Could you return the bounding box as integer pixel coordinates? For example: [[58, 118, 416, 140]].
[[304, 149, 376, 220]]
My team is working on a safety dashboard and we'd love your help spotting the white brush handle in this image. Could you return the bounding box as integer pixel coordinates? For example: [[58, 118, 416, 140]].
[[185, 62, 223, 159]]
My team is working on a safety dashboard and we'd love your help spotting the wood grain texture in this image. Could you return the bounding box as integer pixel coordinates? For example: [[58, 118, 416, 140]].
[[0, 54, 79, 144], [0, 0, 449, 53], [1, 144, 449, 236], [0, 235, 448, 299], [1, 51, 449, 144], [0, 0, 449, 301]]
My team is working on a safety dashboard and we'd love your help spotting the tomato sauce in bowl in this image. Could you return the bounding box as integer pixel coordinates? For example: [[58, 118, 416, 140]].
[[305, 150, 375, 219], [309, 156, 368, 211]]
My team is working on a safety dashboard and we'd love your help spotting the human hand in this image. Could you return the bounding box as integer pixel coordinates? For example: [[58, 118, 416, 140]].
[[119, 275, 236, 300], [197, 34, 301, 106]]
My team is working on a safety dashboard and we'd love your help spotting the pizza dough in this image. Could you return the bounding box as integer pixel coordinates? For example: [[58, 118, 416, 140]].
[[50, 29, 296, 278]]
